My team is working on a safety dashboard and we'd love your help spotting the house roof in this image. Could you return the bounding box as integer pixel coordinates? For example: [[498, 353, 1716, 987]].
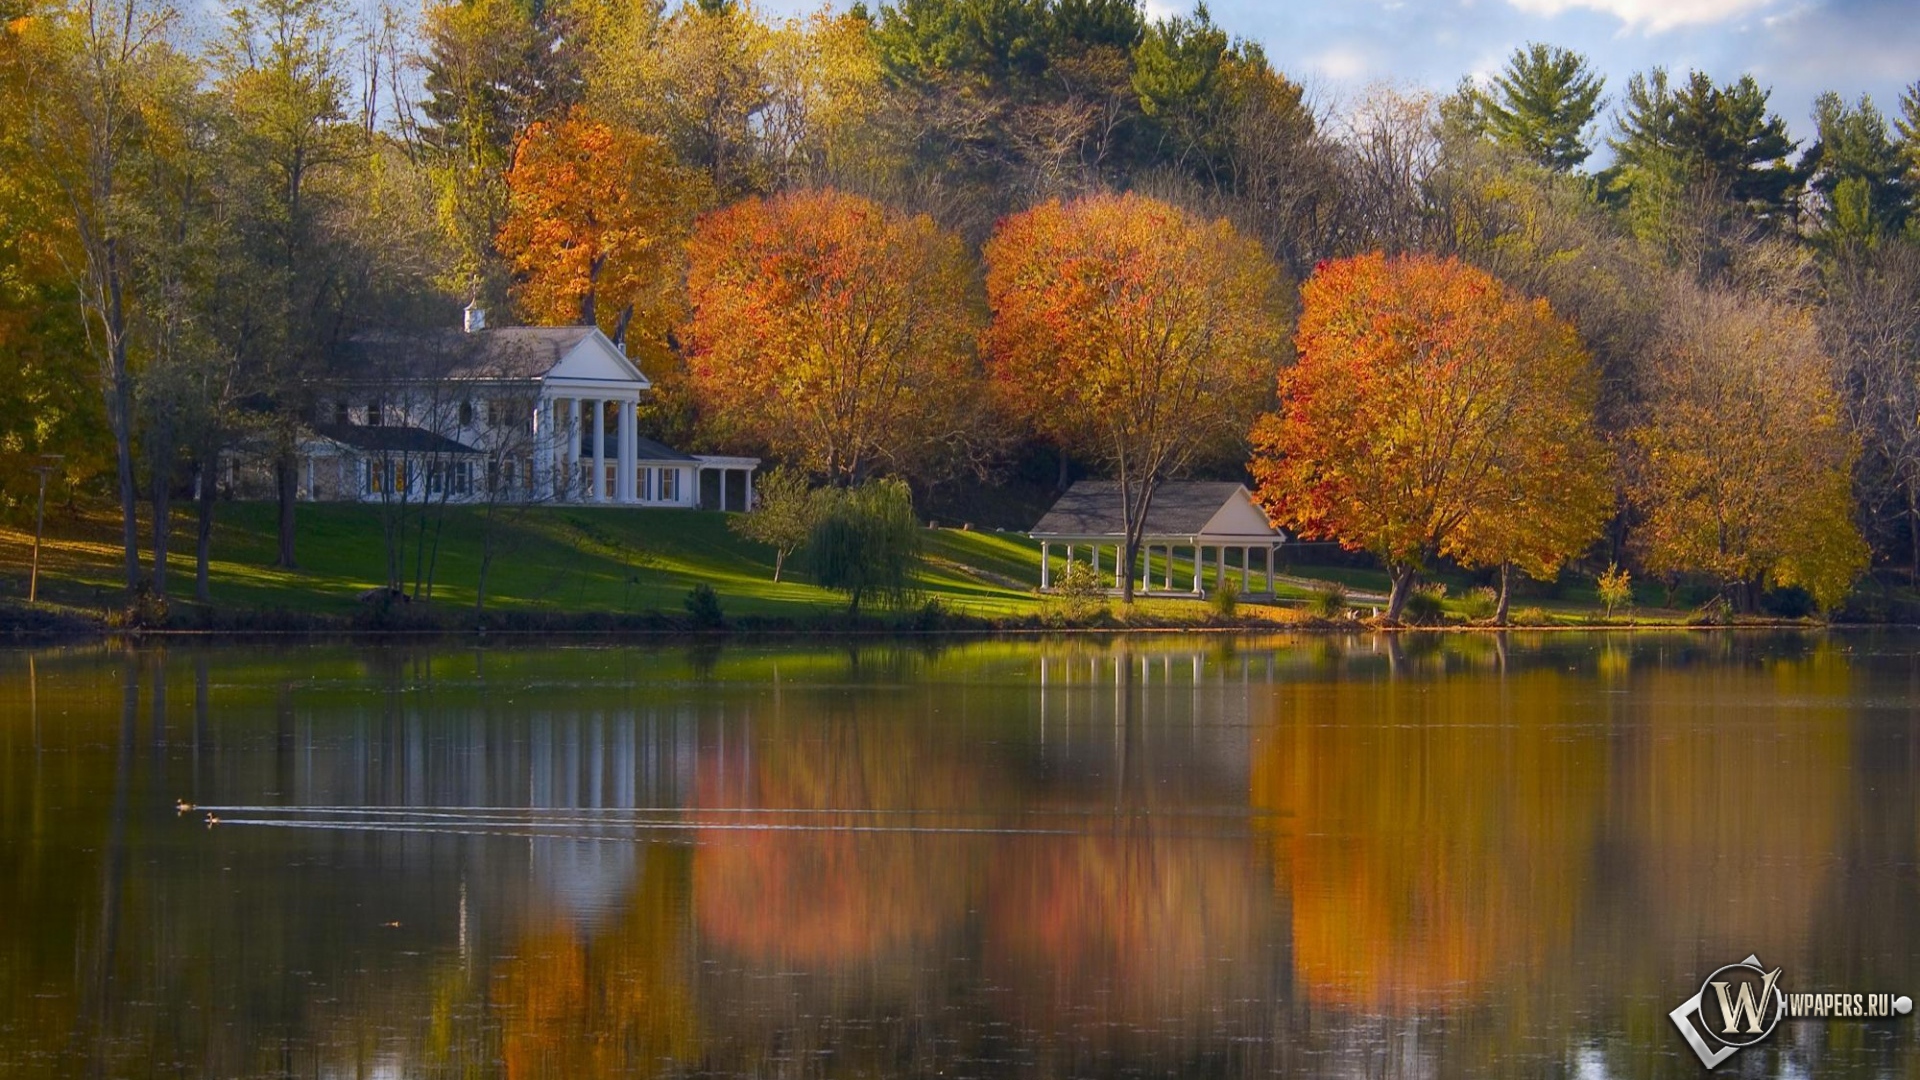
[[632, 437, 696, 463], [1030, 481, 1283, 540], [312, 424, 479, 456], [339, 326, 622, 382]]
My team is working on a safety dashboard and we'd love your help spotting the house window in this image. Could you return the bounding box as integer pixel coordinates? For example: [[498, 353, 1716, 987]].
[[605, 462, 617, 495], [660, 468, 679, 502], [334, 401, 350, 427], [459, 401, 474, 427], [367, 400, 384, 427], [366, 459, 406, 494], [639, 467, 652, 502], [452, 460, 473, 496]]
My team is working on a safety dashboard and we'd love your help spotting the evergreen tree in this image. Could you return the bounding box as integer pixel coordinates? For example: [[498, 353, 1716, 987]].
[[1465, 43, 1605, 172]]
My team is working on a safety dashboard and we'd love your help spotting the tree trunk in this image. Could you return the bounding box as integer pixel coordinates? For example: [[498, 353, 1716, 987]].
[[275, 450, 298, 569], [1120, 535, 1138, 605], [1907, 480, 1919, 584], [194, 458, 216, 605], [107, 337, 139, 593], [1055, 450, 1070, 492], [1494, 562, 1512, 625], [773, 549, 786, 583], [1386, 564, 1417, 622]]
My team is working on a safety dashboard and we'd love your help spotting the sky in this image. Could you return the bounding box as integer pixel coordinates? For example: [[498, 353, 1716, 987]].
[[757, 0, 1918, 157]]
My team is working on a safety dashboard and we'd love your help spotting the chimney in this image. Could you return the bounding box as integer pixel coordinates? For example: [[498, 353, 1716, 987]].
[[463, 300, 486, 333]]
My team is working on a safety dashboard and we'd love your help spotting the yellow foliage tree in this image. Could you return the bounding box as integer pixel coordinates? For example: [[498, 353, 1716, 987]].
[[1629, 286, 1868, 610]]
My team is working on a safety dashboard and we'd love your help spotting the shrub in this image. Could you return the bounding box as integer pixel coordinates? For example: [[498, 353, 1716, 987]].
[[1760, 585, 1816, 618], [1306, 581, 1348, 619], [1401, 584, 1446, 625], [1597, 562, 1632, 617], [683, 584, 725, 629], [728, 465, 821, 582], [1511, 605, 1551, 626], [1461, 586, 1498, 621], [1045, 561, 1109, 625], [1210, 578, 1240, 620]]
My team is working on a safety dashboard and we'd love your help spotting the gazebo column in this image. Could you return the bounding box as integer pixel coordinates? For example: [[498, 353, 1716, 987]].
[[1266, 545, 1276, 595], [1164, 547, 1175, 591], [1216, 545, 1226, 590], [1115, 543, 1125, 590], [591, 400, 606, 502], [1040, 542, 1051, 589], [1141, 545, 1154, 594], [1193, 545, 1204, 594], [566, 398, 582, 501], [744, 467, 754, 510]]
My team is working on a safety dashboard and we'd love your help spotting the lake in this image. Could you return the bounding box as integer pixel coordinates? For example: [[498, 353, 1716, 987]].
[[2, 632, 1917, 1078]]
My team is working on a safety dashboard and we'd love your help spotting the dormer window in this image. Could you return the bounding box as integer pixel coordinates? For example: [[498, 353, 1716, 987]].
[[367, 400, 384, 427], [459, 400, 474, 427], [333, 401, 349, 427]]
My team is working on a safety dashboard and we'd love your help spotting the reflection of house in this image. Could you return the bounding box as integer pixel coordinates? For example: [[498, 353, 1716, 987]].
[[226, 306, 758, 509], [1031, 481, 1285, 596]]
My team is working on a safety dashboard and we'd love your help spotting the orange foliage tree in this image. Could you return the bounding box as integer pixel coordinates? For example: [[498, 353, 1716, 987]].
[[1250, 253, 1612, 621], [496, 106, 702, 359], [983, 192, 1285, 603], [683, 188, 981, 483]]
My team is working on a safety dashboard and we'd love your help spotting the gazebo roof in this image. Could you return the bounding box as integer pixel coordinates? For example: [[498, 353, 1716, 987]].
[[1030, 481, 1283, 541]]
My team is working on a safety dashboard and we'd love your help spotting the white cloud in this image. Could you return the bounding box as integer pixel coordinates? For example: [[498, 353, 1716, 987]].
[[1143, 0, 1189, 22], [1502, 0, 1780, 32], [1307, 46, 1374, 81]]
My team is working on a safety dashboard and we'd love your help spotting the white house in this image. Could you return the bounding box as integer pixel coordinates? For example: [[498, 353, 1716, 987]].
[[229, 306, 758, 510]]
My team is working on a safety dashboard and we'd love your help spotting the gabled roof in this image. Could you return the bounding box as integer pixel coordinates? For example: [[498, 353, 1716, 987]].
[[338, 326, 648, 386], [312, 424, 479, 456], [1031, 481, 1283, 540]]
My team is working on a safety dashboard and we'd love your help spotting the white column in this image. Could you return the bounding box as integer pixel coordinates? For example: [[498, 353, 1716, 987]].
[[1193, 545, 1203, 594], [617, 401, 634, 502], [1215, 545, 1225, 590], [541, 398, 557, 499], [744, 467, 754, 510], [591, 399, 606, 502], [1164, 547, 1175, 591], [561, 398, 579, 500], [1266, 545, 1276, 595], [1115, 543, 1125, 590], [1091, 544, 1100, 578], [1041, 542, 1051, 589]]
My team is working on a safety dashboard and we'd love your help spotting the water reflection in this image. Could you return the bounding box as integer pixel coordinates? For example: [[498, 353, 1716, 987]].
[[1, 634, 1918, 1077]]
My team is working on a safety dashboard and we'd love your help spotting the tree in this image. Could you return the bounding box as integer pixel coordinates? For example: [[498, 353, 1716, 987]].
[[1460, 43, 1605, 172], [1629, 284, 1867, 610], [1248, 253, 1613, 622], [11, 0, 190, 591], [1823, 241, 1920, 578], [683, 188, 982, 484], [212, 0, 359, 570], [984, 191, 1284, 604], [807, 479, 923, 616], [496, 106, 703, 358], [728, 465, 818, 582], [417, 0, 582, 304], [1608, 69, 1800, 226], [1805, 92, 1909, 244]]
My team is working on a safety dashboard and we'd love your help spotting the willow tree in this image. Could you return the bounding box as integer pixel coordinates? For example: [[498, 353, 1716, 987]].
[[983, 191, 1285, 604], [1250, 253, 1612, 622]]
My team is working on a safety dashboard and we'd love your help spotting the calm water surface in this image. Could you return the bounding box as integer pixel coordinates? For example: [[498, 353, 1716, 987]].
[[3, 632, 1919, 1078]]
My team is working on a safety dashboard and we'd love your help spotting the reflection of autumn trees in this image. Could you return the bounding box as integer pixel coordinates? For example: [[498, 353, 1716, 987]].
[[493, 845, 698, 1078], [1252, 671, 1609, 1013], [693, 709, 986, 964]]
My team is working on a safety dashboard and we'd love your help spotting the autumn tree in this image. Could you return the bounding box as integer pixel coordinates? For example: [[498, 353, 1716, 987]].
[[807, 479, 924, 616], [728, 465, 819, 582], [1630, 284, 1867, 611], [496, 105, 703, 362], [683, 188, 982, 483], [984, 191, 1284, 603], [10, 0, 192, 590], [1249, 253, 1613, 622]]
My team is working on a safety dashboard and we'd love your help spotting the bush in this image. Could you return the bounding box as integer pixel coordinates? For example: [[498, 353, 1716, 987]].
[[1760, 585, 1816, 618], [910, 598, 949, 631], [1401, 584, 1446, 625], [1210, 578, 1240, 620], [682, 584, 724, 629], [1597, 563, 1633, 617], [1511, 605, 1551, 626], [1461, 586, 1498, 621], [1306, 581, 1348, 619], [1044, 561, 1109, 625]]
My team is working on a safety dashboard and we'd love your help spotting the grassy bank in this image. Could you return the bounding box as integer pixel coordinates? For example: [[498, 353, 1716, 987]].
[[0, 500, 1803, 636]]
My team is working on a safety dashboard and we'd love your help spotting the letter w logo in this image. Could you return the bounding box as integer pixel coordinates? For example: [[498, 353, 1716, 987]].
[[1713, 968, 1782, 1035]]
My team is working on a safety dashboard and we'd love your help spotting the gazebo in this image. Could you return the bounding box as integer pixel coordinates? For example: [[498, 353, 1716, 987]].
[[1031, 481, 1287, 597]]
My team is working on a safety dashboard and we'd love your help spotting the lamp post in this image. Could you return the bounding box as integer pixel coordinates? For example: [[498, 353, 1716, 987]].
[[27, 454, 63, 605]]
